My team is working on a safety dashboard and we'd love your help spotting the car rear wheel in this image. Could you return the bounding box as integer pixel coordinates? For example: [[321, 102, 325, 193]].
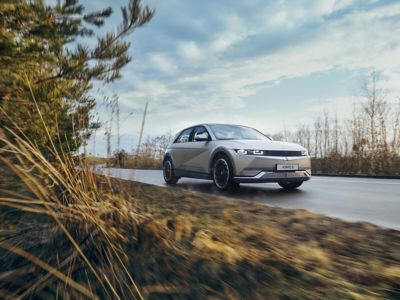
[[278, 181, 303, 190], [163, 158, 179, 185], [212, 155, 234, 191]]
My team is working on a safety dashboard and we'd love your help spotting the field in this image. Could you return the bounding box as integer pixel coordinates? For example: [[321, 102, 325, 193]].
[[2, 164, 400, 299]]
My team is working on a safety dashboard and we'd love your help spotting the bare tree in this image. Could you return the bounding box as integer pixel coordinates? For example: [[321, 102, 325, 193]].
[[272, 71, 399, 175], [360, 71, 387, 152], [116, 96, 121, 151], [104, 94, 118, 157], [314, 117, 322, 158], [333, 112, 339, 154], [391, 99, 400, 153]]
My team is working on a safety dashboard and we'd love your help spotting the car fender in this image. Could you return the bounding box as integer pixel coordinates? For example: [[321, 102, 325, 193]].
[[209, 147, 237, 175], [163, 151, 174, 165]]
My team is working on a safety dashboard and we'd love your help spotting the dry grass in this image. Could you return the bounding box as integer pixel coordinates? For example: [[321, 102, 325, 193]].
[[0, 85, 146, 299], [0, 140, 145, 299], [116, 180, 400, 299]]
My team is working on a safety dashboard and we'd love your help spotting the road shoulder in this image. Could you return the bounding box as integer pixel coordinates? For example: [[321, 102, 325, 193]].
[[108, 177, 400, 299]]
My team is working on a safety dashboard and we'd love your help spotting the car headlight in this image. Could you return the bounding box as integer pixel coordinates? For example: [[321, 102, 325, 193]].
[[235, 149, 264, 155], [301, 150, 309, 156], [236, 149, 248, 155]]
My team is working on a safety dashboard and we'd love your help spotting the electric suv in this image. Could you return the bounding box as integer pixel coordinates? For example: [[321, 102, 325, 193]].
[[163, 124, 311, 190]]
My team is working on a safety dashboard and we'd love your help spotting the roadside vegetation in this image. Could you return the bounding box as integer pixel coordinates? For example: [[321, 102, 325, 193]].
[[275, 72, 400, 176], [107, 133, 173, 169]]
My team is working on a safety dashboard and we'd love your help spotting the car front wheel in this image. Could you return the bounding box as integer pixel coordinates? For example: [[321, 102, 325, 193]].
[[212, 155, 234, 191], [163, 158, 179, 185], [278, 181, 303, 190]]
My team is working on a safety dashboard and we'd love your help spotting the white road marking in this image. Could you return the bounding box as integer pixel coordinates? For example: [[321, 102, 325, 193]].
[[312, 177, 400, 185]]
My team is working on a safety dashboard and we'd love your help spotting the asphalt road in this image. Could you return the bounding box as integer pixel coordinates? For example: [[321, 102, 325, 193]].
[[98, 168, 400, 230]]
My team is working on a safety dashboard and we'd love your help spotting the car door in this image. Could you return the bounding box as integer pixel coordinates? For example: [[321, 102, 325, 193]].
[[169, 127, 195, 173], [185, 126, 212, 175]]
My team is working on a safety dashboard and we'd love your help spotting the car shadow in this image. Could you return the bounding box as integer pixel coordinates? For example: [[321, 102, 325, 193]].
[[175, 180, 305, 203]]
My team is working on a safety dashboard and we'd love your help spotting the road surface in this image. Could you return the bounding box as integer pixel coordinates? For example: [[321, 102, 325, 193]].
[[98, 168, 400, 230]]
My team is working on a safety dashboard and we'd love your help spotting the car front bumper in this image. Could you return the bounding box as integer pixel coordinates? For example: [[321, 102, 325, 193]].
[[233, 169, 311, 183], [229, 150, 311, 183]]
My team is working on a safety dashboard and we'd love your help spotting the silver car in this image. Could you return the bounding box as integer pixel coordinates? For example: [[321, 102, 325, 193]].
[[163, 124, 311, 190]]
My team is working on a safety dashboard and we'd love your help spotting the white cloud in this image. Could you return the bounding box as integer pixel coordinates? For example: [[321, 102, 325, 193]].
[[179, 1, 400, 100], [210, 14, 246, 52], [148, 53, 177, 74], [333, 0, 356, 11], [305, 96, 359, 115], [178, 40, 203, 60]]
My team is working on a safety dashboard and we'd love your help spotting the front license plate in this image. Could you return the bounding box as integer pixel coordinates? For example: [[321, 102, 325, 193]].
[[276, 164, 299, 171]]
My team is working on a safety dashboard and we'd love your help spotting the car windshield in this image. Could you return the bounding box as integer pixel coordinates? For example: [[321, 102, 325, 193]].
[[209, 125, 270, 140]]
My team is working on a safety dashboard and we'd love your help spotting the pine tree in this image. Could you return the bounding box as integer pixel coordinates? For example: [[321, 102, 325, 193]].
[[0, 0, 154, 157]]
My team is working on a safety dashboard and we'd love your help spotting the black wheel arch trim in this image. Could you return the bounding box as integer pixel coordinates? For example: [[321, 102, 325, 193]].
[[163, 153, 177, 171], [163, 153, 173, 164], [209, 147, 236, 175]]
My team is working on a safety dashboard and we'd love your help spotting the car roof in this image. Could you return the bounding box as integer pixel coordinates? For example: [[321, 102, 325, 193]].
[[180, 123, 247, 130], [205, 123, 246, 126], [185, 123, 249, 127]]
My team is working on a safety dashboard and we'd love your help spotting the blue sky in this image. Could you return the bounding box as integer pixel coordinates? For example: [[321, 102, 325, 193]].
[[80, 0, 400, 156]]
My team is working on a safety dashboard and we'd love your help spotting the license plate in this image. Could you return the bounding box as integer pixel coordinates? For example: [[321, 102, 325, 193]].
[[276, 164, 298, 171]]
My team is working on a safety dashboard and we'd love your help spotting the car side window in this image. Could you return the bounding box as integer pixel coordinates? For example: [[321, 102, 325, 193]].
[[191, 126, 210, 142], [175, 128, 193, 143]]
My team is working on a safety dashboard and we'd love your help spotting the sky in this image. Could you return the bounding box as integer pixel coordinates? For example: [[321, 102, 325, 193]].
[[79, 0, 400, 156]]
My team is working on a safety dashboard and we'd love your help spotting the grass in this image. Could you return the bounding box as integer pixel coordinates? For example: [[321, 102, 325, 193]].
[[0, 89, 146, 299], [2, 162, 400, 299], [110, 179, 400, 299], [0, 147, 144, 298]]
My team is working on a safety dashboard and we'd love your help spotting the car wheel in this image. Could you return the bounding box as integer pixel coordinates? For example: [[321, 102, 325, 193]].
[[278, 181, 303, 190], [212, 155, 234, 191], [163, 158, 179, 185]]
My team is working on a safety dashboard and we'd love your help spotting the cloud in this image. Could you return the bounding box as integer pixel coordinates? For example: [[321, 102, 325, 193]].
[[146, 0, 399, 118], [148, 53, 177, 74], [178, 40, 203, 60], [210, 14, 246, 52], [86, 0, 400, 155]]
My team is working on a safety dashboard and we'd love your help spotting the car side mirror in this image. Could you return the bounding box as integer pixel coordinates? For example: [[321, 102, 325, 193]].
[[194, 132, 209, 141]]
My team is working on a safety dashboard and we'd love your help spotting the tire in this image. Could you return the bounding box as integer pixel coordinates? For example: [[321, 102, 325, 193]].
[[278, 181, 303, 190], [212, 155, 234, 191], [163, 157, 179, 185]]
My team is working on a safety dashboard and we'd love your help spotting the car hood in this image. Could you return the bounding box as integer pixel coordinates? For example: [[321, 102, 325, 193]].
[[221, 140, 306, 151]]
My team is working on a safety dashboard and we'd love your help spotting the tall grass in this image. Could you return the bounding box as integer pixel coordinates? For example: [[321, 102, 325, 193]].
[[0, 83, 144, 299]]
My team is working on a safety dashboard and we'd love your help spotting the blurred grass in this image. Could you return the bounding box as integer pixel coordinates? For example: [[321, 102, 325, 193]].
[[0, 85, 145, 299], [0, 134, 144, 299], [119, 180, 400, 299]]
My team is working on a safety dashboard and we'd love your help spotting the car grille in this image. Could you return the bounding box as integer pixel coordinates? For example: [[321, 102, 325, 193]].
[[263, 150, 303, 156]]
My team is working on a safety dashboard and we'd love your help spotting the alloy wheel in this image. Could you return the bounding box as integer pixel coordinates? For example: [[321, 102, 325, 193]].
[[163, 160, 172, 181], [213, 158, 230, 189]]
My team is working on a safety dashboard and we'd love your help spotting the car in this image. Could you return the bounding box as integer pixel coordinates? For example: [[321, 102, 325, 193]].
[[163, 124, 311, 190]]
